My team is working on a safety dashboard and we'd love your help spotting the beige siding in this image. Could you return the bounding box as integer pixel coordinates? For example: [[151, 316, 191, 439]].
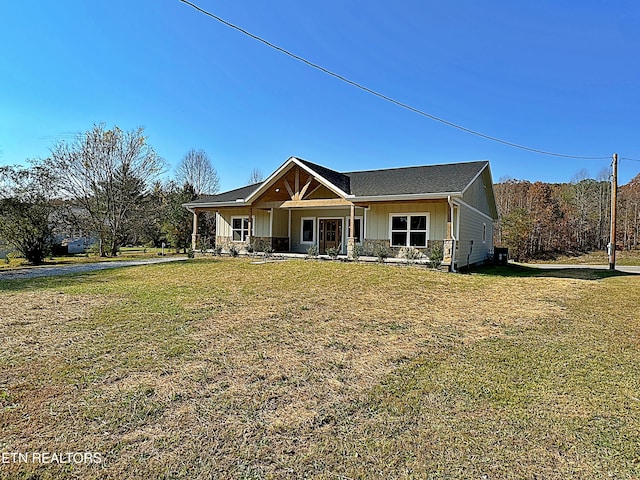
[[217, 208, 271, 238], [462, 169, 492, 217], [306, 185, 338, 200], [456, 202, 494, 268], [366, 200, 448, 241], [271, 208, 289, 237]]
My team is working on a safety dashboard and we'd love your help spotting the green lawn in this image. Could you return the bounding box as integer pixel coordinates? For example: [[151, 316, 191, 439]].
[[0, 246, 183, 270], [1, 259, 639, 479], [531, 248, 640, 266]]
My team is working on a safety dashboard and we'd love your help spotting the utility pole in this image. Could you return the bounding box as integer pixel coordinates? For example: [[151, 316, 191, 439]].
[[609, 153, 618, 270]]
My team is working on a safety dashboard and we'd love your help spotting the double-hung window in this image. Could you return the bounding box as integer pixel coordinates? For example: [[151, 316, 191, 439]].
[[390, 213, 429, 247], [231, 216, 253, 242]]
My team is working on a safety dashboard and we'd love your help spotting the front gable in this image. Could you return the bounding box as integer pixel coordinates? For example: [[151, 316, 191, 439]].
[[247, 157, 353, 209]]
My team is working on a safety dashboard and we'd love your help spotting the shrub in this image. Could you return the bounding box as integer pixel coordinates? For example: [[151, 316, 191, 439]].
[[306, 244, 319, 258], [326, 245, 341, 260], [212, 245, 223, 256], [187, 248, 195, 259], [228, 244, 239, 257], [351, 244, 364, 261], [429, 242, 444, 269], [263, 244, 274, 259], [87, 242, 101, 257], [375, 244, 388, 263], [399, 246, 422, 264]]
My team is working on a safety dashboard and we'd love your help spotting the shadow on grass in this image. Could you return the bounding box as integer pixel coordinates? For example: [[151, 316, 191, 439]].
[[473, 263, 636, 280], [0, 271, 105, 292]]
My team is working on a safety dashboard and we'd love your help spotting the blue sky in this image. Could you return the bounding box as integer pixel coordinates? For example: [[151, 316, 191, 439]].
[[1, 0, 639, 191]]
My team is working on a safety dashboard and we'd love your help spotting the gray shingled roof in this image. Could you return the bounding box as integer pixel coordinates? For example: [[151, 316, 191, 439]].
[[188, 183, 260, 205], [296, 158, 351, 194], [186, 160, 488, 205], [346, 161, 488, 196]]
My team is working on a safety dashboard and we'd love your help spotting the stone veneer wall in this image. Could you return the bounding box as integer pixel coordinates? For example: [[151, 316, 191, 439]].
[[362, 239, 442, 258]]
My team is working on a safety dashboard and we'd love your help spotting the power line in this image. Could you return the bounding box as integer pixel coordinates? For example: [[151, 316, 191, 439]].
[[180, 0, 611, 161]]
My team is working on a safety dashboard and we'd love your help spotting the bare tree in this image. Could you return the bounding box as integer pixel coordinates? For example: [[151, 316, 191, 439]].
[[248, 168, 264, 184], [45, 123, 165, 256], [176, 149, 219, 195]]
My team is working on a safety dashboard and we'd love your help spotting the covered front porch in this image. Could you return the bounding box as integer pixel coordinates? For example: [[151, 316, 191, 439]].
[[190, 201, 363, 257], [189, 197, 457, 268]]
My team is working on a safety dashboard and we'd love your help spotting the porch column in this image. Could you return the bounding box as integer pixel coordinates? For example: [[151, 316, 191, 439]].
[[347, 203, 356, 258], [247, 206, 253, 247], [191, 210, 199, 250], [442, 199, 455, 270]]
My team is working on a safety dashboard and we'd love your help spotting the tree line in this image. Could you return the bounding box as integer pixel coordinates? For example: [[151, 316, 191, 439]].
[[0, 123, 264, 264], [494, 170, 640, 260], [4, 123, 638, 265]]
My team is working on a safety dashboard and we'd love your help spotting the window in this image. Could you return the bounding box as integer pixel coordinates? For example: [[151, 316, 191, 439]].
[[300, 217, 316, 244], [482, 223, 487, 243], [231, 216, 253, 242], [346, 217, 363, 243], [390, 213, 428, 247]]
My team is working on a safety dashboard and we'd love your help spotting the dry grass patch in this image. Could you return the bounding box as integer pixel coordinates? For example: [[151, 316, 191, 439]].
[[0, 258, 639, 478]]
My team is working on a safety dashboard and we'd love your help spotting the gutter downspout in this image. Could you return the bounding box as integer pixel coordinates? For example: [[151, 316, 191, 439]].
[[447, 196, 457, 273]]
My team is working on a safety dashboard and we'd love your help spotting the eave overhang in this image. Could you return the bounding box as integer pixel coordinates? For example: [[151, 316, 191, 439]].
[[351, 192, 463, 202]]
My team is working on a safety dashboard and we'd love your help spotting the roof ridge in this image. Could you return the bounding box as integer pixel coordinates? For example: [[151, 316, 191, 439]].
[[344, 160, 488, 175]]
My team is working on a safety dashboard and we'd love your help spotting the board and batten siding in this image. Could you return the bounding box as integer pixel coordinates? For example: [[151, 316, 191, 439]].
[[271, 208, 288, 238], [456, 201, 494, 267], [216, 208, 271, 238], [365, 201, 448, 241], [462, 168, 493, 218]]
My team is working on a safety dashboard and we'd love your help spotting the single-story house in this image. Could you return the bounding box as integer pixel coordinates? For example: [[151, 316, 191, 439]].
[[183, 157, 498, 270]]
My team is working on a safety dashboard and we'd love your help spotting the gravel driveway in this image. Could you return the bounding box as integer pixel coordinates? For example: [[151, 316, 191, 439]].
[[0, 256, 186, 281]]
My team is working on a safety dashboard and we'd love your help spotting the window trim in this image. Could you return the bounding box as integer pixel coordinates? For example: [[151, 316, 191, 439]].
[[388, 212, 430, 248], [230, 215, 254, 243], [344, 215, 364, 245], [300, 216, 316, 244]]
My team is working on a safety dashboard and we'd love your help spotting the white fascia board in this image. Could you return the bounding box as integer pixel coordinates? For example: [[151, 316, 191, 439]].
[[183, 201, 250, 209], [454, 199, 496, 223], [244, 157, 298, 203], [244, 156, 352, 203], [459, 162, 499, 219], [290, 157, 352, 199], [351, 192, 462, 202], [460, 161, 489, 195]]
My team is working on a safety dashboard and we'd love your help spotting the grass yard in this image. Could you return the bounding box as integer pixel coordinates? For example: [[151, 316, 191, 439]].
[[0, 247, 182, 270], [1, 259, 639, 479], [531, 248, 640, 266]]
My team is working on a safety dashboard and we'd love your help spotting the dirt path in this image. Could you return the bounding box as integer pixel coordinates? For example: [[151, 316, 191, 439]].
[[0, 256, 186, 281]]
